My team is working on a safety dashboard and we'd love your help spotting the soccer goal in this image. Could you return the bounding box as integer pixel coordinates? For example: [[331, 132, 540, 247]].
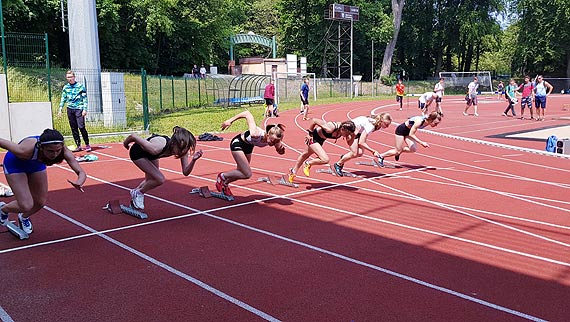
[[439, 71, 493, 95]]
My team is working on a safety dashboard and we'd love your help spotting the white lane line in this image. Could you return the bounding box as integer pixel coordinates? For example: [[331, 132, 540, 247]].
[[46, 206, 281, 322], [0, 305, 15, 322]]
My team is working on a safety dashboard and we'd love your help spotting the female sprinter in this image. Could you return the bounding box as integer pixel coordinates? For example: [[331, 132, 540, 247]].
[[124, 126, 202, 210], [0, 129, 86, 234], [332, 113, 392, 176], [377, 111, 442, 165], [216, 110, 286, 197], [288, 119, 356, 183]]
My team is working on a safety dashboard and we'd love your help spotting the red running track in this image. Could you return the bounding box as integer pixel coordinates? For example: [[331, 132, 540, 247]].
[[1, 97, 569, 321]]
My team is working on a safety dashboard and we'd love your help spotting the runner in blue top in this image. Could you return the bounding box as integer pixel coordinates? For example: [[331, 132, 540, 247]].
[[0, 129, 86, 235], [377, 111, 442, 165], [124, 126, 202, 210]]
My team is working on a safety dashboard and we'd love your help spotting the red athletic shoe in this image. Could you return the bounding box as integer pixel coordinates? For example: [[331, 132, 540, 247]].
[[215, 173, 224, 192], [222, 184, 233, 197]]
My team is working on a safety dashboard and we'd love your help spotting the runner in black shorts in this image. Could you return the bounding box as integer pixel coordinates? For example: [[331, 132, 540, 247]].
[[124, 126, 202, 210], [377, 112, 441, 165], [216, 110, 286, 197], [287, 118, 355, 183]]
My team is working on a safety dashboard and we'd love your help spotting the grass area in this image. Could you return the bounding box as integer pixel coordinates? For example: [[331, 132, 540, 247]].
[[4, 66, 397, 145]]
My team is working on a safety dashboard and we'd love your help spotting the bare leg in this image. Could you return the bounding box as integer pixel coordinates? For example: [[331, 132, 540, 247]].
[[223, 151, 252, 184], [133, 159, 164, 193]]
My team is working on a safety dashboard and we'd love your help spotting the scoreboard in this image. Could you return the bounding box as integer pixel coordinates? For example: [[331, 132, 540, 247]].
[[329, 3, 359, 22]]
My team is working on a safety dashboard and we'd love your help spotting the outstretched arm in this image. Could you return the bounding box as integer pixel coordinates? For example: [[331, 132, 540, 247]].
[[221, 110, 260, 136], [63, 148, 87, 191], [408, 121, 429, 148], [357, 131, 379, 156], [123, 134, 167, 155]]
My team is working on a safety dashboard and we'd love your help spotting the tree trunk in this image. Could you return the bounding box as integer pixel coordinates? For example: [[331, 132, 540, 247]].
[[380, 0, 405, 78]]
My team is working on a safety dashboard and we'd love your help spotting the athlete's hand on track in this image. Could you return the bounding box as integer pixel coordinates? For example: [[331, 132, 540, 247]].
[[67, 179, 84, 192]]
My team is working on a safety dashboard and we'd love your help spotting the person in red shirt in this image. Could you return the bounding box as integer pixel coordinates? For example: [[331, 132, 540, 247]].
[[263, 80, 276, 117], [515, 75, 535, 120], [395, 79, 405, 110]]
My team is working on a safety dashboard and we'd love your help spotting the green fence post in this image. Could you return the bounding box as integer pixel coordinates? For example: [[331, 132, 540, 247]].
[[159, 75, 163, 111], [184, 77, 188, 107], [45, 33, 52, 102], [141, 68, 149, 131], [171, 75, 174, 109]]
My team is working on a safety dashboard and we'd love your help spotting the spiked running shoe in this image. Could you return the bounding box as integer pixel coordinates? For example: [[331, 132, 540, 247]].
[[18, 213, 33, 234], [303, 162, 311, 177], [287, 169, 296, 183], [333, 163, 344, 177]]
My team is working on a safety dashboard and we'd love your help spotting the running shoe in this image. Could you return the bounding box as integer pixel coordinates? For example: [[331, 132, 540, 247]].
[[84, 145, 92, 152], [0, 202, 8, 225], [303, 162, 311, 177], [376, 156, 385, 167], [333, 163, 344, 177], [130, 189, 145, 210], [462, 112, 468, 116], [216, 172, 225, 192], [222, 184, 233, 197], [395, 154, 400, 162], [18, 213, 33, 234], [474, 113, 479, 117], [287, 169, 296, 183]]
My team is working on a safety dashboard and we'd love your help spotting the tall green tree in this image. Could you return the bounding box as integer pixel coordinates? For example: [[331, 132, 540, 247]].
[[513, 0, 570, 77]]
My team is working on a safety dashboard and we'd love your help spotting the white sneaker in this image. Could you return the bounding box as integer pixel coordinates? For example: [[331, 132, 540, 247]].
[[0, 201, 8, 226], [130, 189, 145, 209], [463, 112, 468, 116], [474, 113, 479, 117], [18, 213, 33, 234]]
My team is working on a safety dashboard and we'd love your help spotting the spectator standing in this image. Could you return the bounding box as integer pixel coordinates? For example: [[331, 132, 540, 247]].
[[434, 77, 445, 115], [496, 81, 505, 100], [192, 65, 199, 78], [395, 79, 405, 110], [533, 75, 553, 121], [300, 78, 310, 120], [264, 80, 277, 117], [516, 75, 535, 120], [463, 76, 479, 116], [502, 79, 518, 117], [58, 70, 91, 152], [199, 65, 207, 79]]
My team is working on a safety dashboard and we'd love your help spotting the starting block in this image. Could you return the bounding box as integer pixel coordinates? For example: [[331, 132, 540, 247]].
[[316, 168, 358, 177], [190, 186, 234, 201], [5, 221, 29, 240], [258, 176, 299, 188], [102, 200, 148, 219]]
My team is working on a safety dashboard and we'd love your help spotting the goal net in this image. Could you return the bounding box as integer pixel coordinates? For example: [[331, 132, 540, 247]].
[[439, 71, 493, 95]]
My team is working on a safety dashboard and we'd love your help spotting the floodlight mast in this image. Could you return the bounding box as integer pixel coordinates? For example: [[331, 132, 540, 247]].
[[325, 4, 359, 98]]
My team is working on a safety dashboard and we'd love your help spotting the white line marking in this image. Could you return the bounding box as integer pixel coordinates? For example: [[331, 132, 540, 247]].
[[45, 206, 281, 322], [0, 306, 15, 322]]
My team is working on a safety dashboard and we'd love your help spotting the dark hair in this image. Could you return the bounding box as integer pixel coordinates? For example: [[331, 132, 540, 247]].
[[339, 121, 356, 133], [38, 129, 65, 165], [169, 126, 196, 158]]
